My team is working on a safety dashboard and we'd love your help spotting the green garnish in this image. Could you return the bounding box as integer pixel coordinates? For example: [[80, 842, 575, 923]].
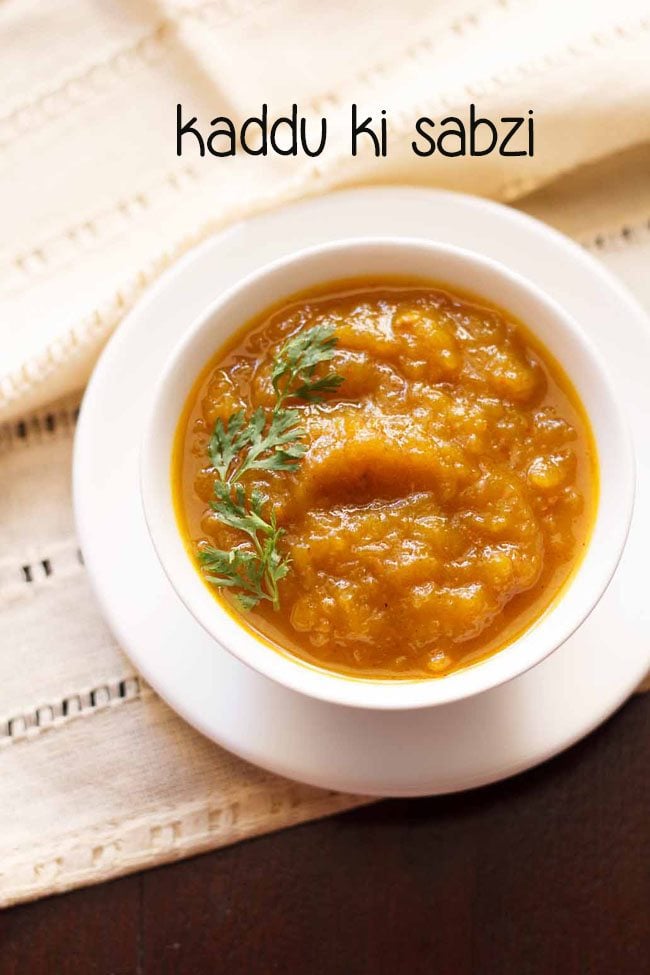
[[271, 322, 344, 405], [198, 486, 289, 612], [198, 324, 343, 611]]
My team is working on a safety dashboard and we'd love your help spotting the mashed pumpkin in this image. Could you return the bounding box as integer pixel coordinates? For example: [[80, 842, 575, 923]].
[[173, 279, 597, 680]]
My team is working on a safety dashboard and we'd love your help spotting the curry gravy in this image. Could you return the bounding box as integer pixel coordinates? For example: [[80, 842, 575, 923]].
[[173, 279, 597, 680]]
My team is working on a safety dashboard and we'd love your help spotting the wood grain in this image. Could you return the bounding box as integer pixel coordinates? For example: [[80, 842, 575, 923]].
[[2, 695, 648, 975]]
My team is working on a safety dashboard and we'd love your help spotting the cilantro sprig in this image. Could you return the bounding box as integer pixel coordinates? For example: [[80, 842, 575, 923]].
[[198, 324, 343, 611], [198, 486, 289, 611], [271, 322, 344, 405]]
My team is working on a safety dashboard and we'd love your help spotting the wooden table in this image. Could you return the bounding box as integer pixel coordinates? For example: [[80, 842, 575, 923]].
[[2, 695, 648, 974]]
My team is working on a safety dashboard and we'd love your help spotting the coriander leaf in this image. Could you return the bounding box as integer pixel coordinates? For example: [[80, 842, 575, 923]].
[[210, 482, 274, 540], [198, 321, 345, 611], [199, 500, 290, 612], [272, 324, 343, 406], [199, 545, 260, 584], [294, 372, 346, 402], [235, 408, 307, 477], [208, 409, 251, 480], [205, 483, 291, 610], [235, 592, 264, 611], [199, 545, 267, 609]]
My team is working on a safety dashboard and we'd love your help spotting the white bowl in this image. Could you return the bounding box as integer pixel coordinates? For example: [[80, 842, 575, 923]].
[[140, 238, 635, 710]]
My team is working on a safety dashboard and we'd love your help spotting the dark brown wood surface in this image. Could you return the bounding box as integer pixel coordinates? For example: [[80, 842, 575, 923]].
[[2, 695, 648, 975]]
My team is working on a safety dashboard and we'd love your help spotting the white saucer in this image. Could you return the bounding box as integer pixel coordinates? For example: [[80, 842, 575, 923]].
[[74, 188, 650, 797]]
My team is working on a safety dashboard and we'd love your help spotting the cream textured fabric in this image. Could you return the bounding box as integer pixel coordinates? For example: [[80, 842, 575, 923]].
[[1, 0, 650, 906], [2, 0, 650, 418]]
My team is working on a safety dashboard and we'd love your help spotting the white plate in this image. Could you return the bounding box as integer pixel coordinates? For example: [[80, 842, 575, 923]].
[[74, 188, 650, 797]]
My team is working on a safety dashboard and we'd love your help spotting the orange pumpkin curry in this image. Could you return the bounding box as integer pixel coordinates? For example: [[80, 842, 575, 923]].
[[173, 279, 597, 680]]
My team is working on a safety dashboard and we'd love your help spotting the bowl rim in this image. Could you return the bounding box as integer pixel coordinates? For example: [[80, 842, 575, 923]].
[[140, 236, 635, 711]]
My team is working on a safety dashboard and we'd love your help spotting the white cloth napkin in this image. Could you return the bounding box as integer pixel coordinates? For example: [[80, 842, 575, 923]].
[[1, 0, 649, 906], [1, 0, 649, 418]]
